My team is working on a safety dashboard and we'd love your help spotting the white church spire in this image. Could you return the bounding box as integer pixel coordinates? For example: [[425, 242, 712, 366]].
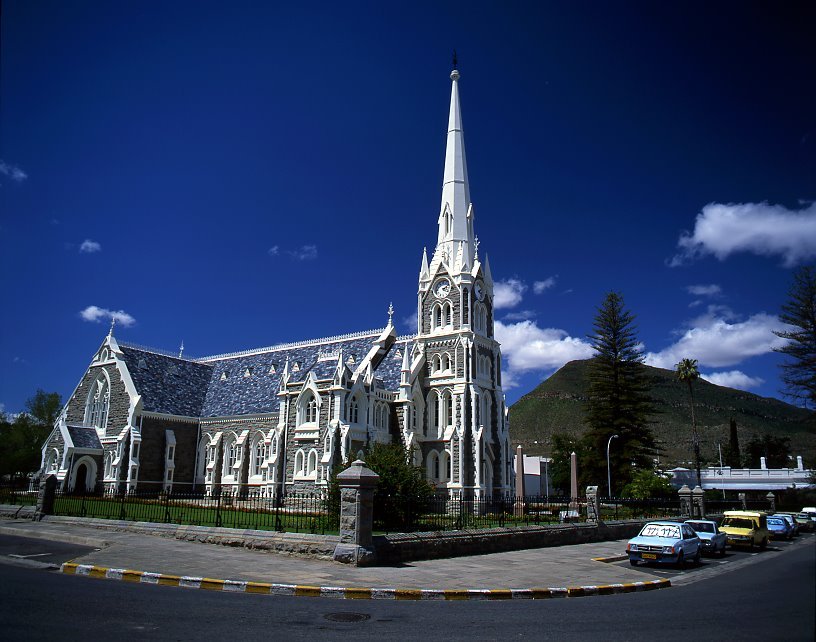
[[436, 65, 474, 272]]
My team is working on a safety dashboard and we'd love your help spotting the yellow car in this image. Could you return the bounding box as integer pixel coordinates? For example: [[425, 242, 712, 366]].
[[719, 510, 769, 549]]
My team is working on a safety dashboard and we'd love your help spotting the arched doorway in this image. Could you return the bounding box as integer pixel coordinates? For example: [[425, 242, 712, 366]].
[[75, 464, 89, 493], [69, 455, 98, 494]]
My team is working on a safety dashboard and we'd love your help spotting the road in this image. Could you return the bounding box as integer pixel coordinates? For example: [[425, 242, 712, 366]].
[[0, 534, 813, 640]]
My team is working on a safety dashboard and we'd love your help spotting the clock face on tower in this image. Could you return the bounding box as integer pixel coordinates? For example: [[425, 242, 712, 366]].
[[434, 278, 451, 298], [474, 280, 485, 301]]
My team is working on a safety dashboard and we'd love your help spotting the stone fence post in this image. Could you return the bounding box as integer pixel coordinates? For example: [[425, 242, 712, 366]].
[[678, 484, 692, 516], [333, 460, 379, 566], [35, 475, 57, 520], [585, 486, 600, 524], [692, 485, 705, 518], [766, 492, 776, 513]]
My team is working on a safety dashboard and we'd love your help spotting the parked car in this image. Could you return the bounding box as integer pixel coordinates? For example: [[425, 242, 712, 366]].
[[685, 519, 727, 556], [767, 515, 793, 540], [795, 511, 816, 533], [720, 511, 770, 549], [627, 521, 701, 567], [773, 513, 799, 536]]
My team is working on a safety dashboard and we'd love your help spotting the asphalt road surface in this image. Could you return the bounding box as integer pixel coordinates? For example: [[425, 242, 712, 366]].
[[1, 535, 813, 641], [0, 533, 97, 567]]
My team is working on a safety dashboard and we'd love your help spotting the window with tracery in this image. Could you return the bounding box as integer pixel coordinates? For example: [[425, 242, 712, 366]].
[[85, 375, 110, 430]]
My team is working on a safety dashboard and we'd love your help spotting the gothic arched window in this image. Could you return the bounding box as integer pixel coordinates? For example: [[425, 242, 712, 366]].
[[251, 434, 265, 477], [299, 391, 319, 425], [294, 449, 305, 477], [85, 375, 110, 430]]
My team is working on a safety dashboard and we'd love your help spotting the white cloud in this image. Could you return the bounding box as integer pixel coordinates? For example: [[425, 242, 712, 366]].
[[533, 277, 557, 294], [79, 305, 136, 328], [0, 160, 28, 182], [79, 239, 102, 254], [495, 319, 594, 388], [502, 310, 537, 321], [287, 245, 318, 261], [685, 284, 721, 297], [671, 201, 816, 267], [268, 245, 279, 256], [644, 309, 789, 369], [493, 278, 527, 309], [701, 370, 764, 391]]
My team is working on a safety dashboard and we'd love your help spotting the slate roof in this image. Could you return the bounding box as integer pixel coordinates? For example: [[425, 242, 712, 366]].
[[119, 347, 213, 416], [66, 425, 103, 450], [119, 329, 400, 419], [199, 333, 379, 417], [375, 337, 413, 390]]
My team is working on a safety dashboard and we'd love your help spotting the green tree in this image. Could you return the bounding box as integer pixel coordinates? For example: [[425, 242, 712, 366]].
[[327, 441, 432, 530], [726, 417, 741, 468], [773, 265, 816, 412], [583, 292, 659, 493], [548, 432, 587, 493], [675, 358, 702, 487], [0, 391, 62, 480], [620, 468, 674, 499], [25, 389, 62, 427], [744, 434, 791, 469]]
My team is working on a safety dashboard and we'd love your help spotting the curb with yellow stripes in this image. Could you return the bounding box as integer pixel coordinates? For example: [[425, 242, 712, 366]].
[[61, 563, 670, 600]]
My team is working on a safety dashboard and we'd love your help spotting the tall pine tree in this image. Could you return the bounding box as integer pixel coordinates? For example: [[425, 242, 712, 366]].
[[773, 265, 816, 413], [583, 292, 658, 494]]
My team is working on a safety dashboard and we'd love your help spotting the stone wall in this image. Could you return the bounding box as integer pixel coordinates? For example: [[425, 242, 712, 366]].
[[140, 417, 200, 484], [373, 520, 651, 564], [65, 363, 131, 437]]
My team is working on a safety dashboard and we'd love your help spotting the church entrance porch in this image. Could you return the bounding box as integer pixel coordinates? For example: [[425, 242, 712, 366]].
[[68, 455, 99, 493]]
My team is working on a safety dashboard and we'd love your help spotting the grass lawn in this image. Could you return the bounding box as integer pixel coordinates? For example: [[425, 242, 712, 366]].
[[53, 495, 338, 535]]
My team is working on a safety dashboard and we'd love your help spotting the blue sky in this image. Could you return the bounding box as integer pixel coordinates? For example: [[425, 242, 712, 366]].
[[1, 2, 815, 414]]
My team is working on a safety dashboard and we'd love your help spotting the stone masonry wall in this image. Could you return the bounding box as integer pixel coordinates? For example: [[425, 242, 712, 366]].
[[139, 417, 200, 485], [65, 363, 131, 437], [374, 520, 651, 564]]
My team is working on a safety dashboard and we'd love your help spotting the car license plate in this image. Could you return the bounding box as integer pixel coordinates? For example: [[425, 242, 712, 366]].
[[642, 553, 657, 560]]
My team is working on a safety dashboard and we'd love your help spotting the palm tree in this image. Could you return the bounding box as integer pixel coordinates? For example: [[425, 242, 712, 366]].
[[676, 358, 701, 487]]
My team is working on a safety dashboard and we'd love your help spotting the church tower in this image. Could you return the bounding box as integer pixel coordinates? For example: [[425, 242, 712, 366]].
[[408, 65, 512, 498]]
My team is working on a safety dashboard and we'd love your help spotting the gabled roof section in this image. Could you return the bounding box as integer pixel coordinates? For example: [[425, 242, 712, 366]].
[[119, 345, 213, 417], [66, 425, 103, 450]]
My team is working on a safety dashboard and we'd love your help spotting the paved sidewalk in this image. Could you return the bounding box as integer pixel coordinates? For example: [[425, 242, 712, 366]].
[[0, 518, 645, 591]]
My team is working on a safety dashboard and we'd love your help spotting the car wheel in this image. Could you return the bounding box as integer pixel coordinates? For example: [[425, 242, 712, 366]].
[[760, 537, 768, 550], [629, 559, 638, 566], [693, 549, 701, 566], [719, 544, 727, 557], [677, 551, 685, 569]]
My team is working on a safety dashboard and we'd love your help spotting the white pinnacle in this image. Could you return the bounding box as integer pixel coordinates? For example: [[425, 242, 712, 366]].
[[436, 67, 474, 273]]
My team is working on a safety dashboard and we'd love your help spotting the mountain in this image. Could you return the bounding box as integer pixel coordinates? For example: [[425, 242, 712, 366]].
[[508, 359, 815, 467]]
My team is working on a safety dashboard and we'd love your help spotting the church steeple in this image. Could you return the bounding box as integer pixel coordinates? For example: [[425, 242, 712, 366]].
[[436, 66, 474, 271]]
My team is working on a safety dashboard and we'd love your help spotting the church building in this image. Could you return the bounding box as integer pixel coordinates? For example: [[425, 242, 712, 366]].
[[40, 66, 513, 499]]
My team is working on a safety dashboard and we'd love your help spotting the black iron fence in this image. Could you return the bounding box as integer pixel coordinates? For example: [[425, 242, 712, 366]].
[[598, 496, 683, 521], [0, 479, 38, 506], [51, 482, 331, 535], [374, 494, 581, 534]]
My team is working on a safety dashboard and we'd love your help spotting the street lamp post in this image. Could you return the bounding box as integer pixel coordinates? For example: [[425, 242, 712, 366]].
[[607, 434, 619, 497]]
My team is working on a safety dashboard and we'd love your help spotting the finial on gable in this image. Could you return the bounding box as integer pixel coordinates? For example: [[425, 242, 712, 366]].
[[387, 302, 394, 326], [474, 235, 480, 260], [451, 50, 460, 81], [178, 341, 184, 358], [108, 316, 116, 338]]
